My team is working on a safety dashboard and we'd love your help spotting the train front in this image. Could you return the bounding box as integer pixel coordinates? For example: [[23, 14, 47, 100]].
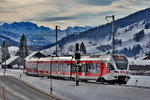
[[112, 55, 130, 84]]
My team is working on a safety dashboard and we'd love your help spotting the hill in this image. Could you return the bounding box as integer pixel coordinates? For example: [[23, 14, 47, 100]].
[[0, 22, 91, 48], [42, 8, 150, 58]]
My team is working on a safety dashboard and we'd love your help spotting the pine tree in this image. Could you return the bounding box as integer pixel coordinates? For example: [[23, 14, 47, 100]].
[[146, 51, 150, 57], [1, 40, 10, 62], [80, 42, 86, 54], [19, 34, 28, 58]]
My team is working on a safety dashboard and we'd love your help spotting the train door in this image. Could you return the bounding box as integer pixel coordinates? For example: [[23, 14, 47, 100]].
[[107, 63, 115, 80], [81, 62, 86, 79]]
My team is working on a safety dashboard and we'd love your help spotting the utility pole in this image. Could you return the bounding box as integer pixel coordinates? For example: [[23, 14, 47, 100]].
[[23, 39, 25, 73], [31, 25, 60, 57], [75, 43, 80, 86], [56, 25, 60, 57], [4, 46, 6, 76], [105, 15, 115, 54]]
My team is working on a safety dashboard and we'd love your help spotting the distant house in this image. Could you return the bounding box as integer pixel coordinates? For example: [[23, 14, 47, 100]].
[[25, 52, 45, 60], [0, 46, 2, 64], [2, 56, 24, 69], [143, 56, 150, 60], [129, 59, 150, 75]]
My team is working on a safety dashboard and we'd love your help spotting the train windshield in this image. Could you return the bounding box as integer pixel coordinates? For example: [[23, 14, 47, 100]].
[[113, 55, 128, 70]]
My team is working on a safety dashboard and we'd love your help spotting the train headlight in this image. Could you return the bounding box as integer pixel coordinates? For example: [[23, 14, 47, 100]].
[[127, 76, 130, 79], [126, 71, 128, 74], [114, 76, 118, 78], [114, 70, 119, 73]]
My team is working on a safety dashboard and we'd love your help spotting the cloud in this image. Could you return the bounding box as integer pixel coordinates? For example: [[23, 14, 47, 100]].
[[99, 11, 115, 16], [78, 0, 118, 6], [0, 0, 150, 29], [39, 16, 76, 22], [117, 5, 126, 9]]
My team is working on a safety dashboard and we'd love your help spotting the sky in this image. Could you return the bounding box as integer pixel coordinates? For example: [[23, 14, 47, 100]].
[[0, 0, 150, 29]]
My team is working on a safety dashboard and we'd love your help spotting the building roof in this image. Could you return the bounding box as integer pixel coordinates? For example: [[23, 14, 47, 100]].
[[25, 52, 45, 60], [143, 56, 150, 60], [2, 56, 20, 65], [130, 60, 150, 66]]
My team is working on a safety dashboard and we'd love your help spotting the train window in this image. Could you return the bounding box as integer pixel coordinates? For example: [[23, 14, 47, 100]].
[[108, 63, 115, 70], [58, 63, 60, 72], [112, 55, 128, 70], [86, 64, 92, 73], [54, 63, 56, 71], [52, 63, 56, 71], [27, 63, 34, 70], [96, 64, 100, 74], [82, 62, 86, 72], [72, 64, 76, 72], [78, 66, 82, 72], [59, 63, 62, 72], [54, 63, 57, 72], [85, 63, 100, 73], [71, 63, 82, 72], [60, 63, 66, 72], [92, 64, 97, 73], [46, 63, 49, 71], [38, 63, 42, 70], [57, 63, 59, 71], [44, 63, 47, 71], [63, 63, 66, 72], [65, 63, 67, 72], [66, 63, 70, 72], [52, 63, 54, 71], [43, 63, 46, 71], [61, 63, 63, 72], [62, 63, 64, 72], [56, 63, 59, 72]]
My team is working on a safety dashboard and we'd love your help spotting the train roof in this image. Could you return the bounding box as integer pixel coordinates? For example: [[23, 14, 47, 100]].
[[26, 54, 126, 62], [81, 54, 125, 61], [52, 56, 73, 61]]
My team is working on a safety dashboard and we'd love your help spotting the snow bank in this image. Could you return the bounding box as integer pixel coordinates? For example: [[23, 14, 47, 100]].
[[8, 46, 19, 57], [129, 60, 150, 65], [127, 75, 150, 87], [1, 70, 150, 100]]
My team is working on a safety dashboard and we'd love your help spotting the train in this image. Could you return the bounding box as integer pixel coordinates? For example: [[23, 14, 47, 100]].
[[26, 54, 130, 84]]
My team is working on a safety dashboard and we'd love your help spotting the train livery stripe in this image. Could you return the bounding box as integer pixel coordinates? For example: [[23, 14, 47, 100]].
[[26, 60, 111, 77]]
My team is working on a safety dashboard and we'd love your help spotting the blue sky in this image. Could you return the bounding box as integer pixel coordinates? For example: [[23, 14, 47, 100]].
[[0, 0, 150, 29]]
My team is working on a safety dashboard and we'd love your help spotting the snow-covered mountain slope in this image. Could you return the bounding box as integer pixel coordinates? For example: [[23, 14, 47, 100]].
[[0, 22, 91, 47], [43, 8, 150, 59], [0, 34, 19, 46], [115, 20, 150, 58]]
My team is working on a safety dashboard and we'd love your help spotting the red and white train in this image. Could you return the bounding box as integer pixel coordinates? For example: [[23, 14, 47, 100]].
[[26, 54, 130, 84]]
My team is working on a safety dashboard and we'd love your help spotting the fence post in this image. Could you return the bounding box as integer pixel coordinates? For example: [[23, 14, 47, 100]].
[[2, 87, 6, 100], [135, 80, 138, 86]]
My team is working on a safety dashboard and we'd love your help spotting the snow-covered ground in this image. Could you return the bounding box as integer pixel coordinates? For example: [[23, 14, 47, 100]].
[[127, 75, 150, 87], [0, 69, 150, 100], [8, 46, 19, 57]]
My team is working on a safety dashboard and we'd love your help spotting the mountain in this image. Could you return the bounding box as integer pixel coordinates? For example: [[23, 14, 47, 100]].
[[0, 30, 19, 46], [42, 8, 150, 59], [0, 22, 91, 48], [66, 26, 91, 36]]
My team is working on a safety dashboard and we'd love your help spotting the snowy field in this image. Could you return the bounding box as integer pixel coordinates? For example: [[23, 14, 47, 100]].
[[0, 69, 150, 100]]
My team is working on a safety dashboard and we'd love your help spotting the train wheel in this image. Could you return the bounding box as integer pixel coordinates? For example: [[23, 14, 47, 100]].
[[100, 78, 105, 84], [82, 80, 88, 82], [72, 78, 75, 81]]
